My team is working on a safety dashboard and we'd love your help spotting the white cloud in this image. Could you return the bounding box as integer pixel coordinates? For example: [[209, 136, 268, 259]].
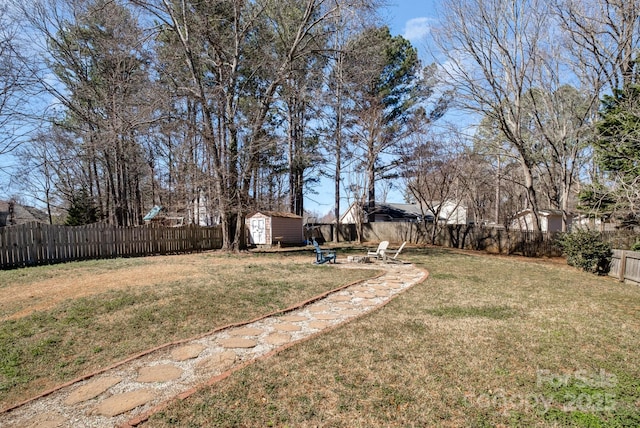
[[403, 17, 432, 42]]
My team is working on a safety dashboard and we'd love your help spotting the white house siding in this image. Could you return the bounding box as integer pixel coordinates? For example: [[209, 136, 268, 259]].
[[438, 202, 470, 225], [511, 209, 572, 232], [340, 205, 360, 224], [512, 212, 536, 231]]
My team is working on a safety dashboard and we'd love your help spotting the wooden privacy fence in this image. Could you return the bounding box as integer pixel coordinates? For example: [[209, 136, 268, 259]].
[[312, 223, 565, 257], [609, 250, 640, 285], [0, 222, 223, 269]]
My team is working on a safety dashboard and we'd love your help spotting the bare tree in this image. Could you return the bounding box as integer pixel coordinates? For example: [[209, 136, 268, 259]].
[[0, 4, 37, 190], [14, 0, 160, 226], [555, 0, 640, 95], [342, 168, 369, 244], [321, 1, 378, 242], [131, 0, 367, 249], [472, 118, 538, 228], [401, 132, 467, 244], [433, 0, 557, 231], [280, 43, 326, 216], [556, 0, 640, 225], [526, 86, 595, 230], [458, 148, 498, 226]]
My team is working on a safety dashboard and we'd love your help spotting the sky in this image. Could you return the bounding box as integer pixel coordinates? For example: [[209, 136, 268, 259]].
[[305, 0, 440, 218], [382, 0, 438, 46]]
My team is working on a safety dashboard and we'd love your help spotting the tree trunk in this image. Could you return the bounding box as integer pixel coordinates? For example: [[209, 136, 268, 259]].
[[521, 158, 542, 232]]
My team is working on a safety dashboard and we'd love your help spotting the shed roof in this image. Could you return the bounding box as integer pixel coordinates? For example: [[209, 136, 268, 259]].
[[514, 208, 570, 217], [248, 211, 303, 219]]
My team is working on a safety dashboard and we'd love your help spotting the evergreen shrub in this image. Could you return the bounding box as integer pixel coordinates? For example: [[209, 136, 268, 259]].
[[558, 230, 612, 274]]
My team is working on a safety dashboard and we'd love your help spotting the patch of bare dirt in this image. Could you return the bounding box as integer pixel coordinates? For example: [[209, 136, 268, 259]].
[[0, 255, 207, 321]]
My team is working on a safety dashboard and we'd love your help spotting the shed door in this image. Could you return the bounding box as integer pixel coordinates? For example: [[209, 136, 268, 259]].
[[249, 218, 266, 244]]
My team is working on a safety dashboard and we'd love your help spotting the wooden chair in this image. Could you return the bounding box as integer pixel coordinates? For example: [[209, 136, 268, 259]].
[[384, 241, 406, 263], [312, 239, 337, 264], [367, 241, 389, 259]]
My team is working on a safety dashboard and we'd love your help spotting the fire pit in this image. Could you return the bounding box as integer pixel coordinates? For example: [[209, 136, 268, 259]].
[[347, 255, 371, 263]]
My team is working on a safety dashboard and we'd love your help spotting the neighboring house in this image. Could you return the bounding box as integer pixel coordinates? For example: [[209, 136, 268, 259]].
[[340, 202, 429, 224], [436, 200, 472, 225], [142, 193, 220, 227], [511, 209, 573, 232], [340, 201, 471, 225], [574, 215, 619, 232], [0, 200, 48, 227], [143, 205, 185, 227], [191, 191, 221, 226], [246, 211, 303, 246]]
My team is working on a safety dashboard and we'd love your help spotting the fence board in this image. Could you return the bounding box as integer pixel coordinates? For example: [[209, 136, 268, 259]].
[[609, 250, 640, 285], [0, 223, 222, 269], [624, 251, 640, 284]]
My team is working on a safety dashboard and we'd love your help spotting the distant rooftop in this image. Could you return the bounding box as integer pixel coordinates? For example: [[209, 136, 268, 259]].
[[0, 200, 49, 227]]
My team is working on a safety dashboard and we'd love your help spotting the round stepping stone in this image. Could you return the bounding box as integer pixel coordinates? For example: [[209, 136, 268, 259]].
[[354, 292, 376, 299], [375, 290, 389, 297], [229, 327, 263, 336], [265, 332, 291, 345], [93, 389, 155, 417], [137, 364, 183, 383], [219, 338, 258, 348], [308, 305, 330, 313], [332, 303, 353, 308], [197, 350, 237, 373], [357, 299, 378, 306], [338, 309, 362, 317], [279, 315, 307, 322], [171, 344, 206, 361], [328, 295, 352, 302], [21, 412, 66, 428], [272, 323, 301, 332], [308, 320, 331, 329], [313, 313, 341, 320], [64, 376, 122, 405]]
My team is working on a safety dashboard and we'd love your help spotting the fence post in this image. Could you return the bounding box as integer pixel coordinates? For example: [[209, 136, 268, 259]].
[[619, 250, 627, 282]]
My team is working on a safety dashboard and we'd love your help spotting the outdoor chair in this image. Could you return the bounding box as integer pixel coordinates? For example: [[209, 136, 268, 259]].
[[367, 241, 389, 259], [312, 239, 337, 264], [384, 241, 407, 263]]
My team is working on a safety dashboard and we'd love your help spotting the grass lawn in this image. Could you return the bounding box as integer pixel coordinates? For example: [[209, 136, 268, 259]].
[[147, 248, 640, 427], [0, 251, 379, 409]]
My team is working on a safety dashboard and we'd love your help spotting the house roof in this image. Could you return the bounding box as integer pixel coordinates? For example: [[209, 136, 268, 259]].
[[342, 202, 435, 222], [371, 203, 423, 220], [143, 205, 163, 221], [514, 208, 570, 217], [0, 200, 48, 227]]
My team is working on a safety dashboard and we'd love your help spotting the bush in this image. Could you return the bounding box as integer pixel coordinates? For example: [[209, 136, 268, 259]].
[[557, 231, 612, 274], [632, 241, 640, 252]]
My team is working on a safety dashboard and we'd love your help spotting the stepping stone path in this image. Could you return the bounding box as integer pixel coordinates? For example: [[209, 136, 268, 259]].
[[1, 261, 426, 428]]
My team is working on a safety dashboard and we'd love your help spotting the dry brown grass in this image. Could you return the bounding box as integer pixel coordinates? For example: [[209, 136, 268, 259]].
[[148, 248, 640, 427], [0, 251, 378, 409]]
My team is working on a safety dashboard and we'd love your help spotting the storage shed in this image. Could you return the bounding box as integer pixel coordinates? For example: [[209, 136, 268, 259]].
[[246, 211, 303, 247], [511, 209, 572, 232]]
